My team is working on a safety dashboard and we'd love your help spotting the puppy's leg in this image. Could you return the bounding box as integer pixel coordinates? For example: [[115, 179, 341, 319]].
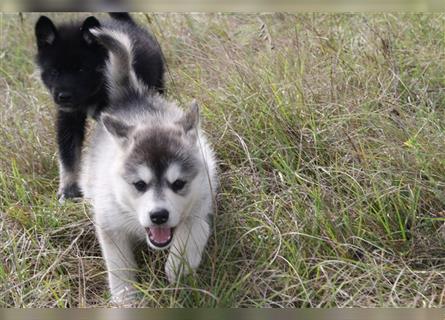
[[165, 214, 211, 283], [97, 228, 138, 305], [56, 110, 86, 201]]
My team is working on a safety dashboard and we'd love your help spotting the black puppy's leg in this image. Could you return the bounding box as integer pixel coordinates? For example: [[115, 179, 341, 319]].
[[56, 110, 86, 202]]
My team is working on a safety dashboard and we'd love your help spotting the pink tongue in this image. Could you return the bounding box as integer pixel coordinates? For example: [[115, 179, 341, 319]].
[[149, 227, 172, 243]]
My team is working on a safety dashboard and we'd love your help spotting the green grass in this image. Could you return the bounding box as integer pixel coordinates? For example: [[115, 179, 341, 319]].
[[0, 13, 444, 307]]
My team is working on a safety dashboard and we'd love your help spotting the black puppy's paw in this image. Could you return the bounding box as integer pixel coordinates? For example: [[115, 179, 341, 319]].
[[57, 183, 83, 203]]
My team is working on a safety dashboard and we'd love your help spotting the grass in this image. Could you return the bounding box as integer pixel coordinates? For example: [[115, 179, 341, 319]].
[[0, 13, 444, 307]]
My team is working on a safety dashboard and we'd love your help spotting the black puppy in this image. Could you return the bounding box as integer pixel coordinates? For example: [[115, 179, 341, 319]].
[[35, 13, 164, 201]]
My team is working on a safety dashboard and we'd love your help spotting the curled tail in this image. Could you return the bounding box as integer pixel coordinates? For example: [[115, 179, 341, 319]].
[[108, 12, 136, 25], [90, 28, 140, 97]]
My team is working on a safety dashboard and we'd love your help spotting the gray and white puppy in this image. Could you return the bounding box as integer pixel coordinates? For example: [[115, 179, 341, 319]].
[[80, 28, 217, 303]]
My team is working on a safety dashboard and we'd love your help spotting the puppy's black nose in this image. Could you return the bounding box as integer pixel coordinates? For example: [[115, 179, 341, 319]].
[[57, 91, 72, 103], [150, 209, 169, 225]]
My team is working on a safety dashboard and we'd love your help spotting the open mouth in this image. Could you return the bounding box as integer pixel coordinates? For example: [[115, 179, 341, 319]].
[[146, 227, 174, 249]]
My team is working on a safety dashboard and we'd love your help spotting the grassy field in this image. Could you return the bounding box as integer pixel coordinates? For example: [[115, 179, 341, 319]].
[[0, 13, 444, 307]]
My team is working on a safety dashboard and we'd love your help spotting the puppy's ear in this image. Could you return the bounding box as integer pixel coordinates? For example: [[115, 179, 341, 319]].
[[35, 16, 58, 48], [81, 16, 101, 45], [178, 100, 200, 139], [102, 114, 134, 146]]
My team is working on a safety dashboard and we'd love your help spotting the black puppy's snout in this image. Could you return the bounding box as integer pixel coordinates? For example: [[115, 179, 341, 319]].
[[57, 91, 72, 103], [150, 209, 169, 225]]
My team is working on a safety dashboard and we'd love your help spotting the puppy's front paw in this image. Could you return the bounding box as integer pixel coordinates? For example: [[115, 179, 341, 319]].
[[165, 255, 186, 284], [165, 253, 202, 284], [110, 286, 139, 307], [57, 183, 83, 203]]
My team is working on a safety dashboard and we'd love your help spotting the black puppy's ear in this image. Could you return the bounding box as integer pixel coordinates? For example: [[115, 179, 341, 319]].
[[81, 16, 101, 45], [35, 16, 57, 48]]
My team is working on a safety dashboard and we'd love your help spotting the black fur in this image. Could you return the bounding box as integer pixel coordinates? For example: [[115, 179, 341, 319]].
[[108, 13, 136, 24], [56, 110, 86, 198], [35, 13, 165, 200]]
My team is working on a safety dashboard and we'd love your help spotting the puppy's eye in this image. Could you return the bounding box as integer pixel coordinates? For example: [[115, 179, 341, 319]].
[[133, 180, 147, 192], [50, 69, 59, 76], [171, 179, 186, 192]]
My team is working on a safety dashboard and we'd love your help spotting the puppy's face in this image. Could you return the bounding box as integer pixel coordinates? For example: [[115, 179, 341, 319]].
[[35, 16, 107, 111], [102, 105, 201, 250]]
